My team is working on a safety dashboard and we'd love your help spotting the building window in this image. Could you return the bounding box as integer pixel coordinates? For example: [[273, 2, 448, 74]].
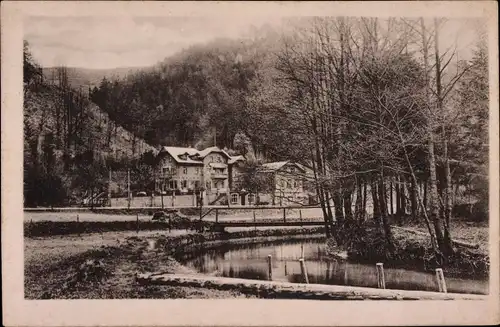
[[183, 167, 188, 174], [206, 181, 211, 189], [231, 193, 239, 204], [181, 180, 187, 188], [169, 180, 178, 189], [248, 193, 255, 205], [286, 180, 292, 189], [195, 167, 200, 175], [162, 167, 169, 175]]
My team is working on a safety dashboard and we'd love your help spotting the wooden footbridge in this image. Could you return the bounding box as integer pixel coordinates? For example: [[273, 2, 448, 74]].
[[198, 205, 328, 228]]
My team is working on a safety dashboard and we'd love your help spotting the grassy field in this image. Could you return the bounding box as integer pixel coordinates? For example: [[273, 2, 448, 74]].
[[25, 230, 253, 299], [25, 227, 325, 299]]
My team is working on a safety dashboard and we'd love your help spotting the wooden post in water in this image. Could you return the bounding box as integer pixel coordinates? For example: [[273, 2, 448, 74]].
[[168, 214, 172, 233], [435, 268, 447, 293], [299, 258, 309, 284], [136, 213, 139, 234], [283, 208, 286, 223], [376, 263, 386, 289], [299, 209, 303, 227], [301, 244, 304, 259], [267, 255, 273, 281], [215, 208, 219, 224]]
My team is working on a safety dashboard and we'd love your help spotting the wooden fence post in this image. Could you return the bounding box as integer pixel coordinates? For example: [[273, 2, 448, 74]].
[[435, 268, 447, 293], [299, 258, 309, 284], [77, 214, 80, 237], [267, 255, 273, 281], [253, 210, 257, 233], [376, 263, 386, 289], [299, 209, 303, 226]]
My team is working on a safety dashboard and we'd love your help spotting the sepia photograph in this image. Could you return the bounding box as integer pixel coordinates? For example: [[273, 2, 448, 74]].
[[2, 1, 499, 326]]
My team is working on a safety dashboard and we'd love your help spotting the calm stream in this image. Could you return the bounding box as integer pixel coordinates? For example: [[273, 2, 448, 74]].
[[177, 238, 488, 295]]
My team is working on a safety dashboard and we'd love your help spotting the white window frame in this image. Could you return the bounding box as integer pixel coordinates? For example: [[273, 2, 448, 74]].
[[183, 167, 188, 174], [231, 193, 239, 204]]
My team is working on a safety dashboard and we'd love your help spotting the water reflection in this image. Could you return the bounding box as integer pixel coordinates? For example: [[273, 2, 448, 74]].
[[176, 239, 488, 295]]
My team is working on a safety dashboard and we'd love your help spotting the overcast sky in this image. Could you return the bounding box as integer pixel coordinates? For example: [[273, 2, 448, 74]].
[[24, 16, 484, 70], [24, 16, 286, 69]]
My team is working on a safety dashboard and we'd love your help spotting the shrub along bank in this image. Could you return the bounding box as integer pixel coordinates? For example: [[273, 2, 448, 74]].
[[328, 221, 489, 279], [24, 216, 214, 237]]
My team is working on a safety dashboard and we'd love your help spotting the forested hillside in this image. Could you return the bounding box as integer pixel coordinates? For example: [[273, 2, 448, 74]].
[[88, 27, 283, 154], [23, 41, 156, 207], [42, 66, 151, 91]]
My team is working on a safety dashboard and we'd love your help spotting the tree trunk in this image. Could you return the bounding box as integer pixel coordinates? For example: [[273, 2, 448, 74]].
[[395, 175, 401, 218], [410, 176, 418, 221], [389, 178, 394, 217], [442, 138, 453, 253], [343, 188, 353, 221], [355, 178, 363, 221], [400, 178, 406, 219], [333, 190, 344, 225], [423, 178, 428, 214], [310, 152, 330, 238], [324, 189, 336, 235], [428, 130, 445, 251], [421, 17, 444, 258], [433, 18, 453, 255], [371, 180, 380, 222], [378, 172, 394, 255], [362, 182, 367, 221]]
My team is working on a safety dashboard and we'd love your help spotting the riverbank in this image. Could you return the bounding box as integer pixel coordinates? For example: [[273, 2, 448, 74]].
[[332, 219, 489, 280], [137, 273, 485, 300], [25, 227, 325, 299]]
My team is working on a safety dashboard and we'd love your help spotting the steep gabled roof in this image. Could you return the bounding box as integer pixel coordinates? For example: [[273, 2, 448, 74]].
[[228, 155, 245, 164], [260, 161, 289, 171], [259, 161, 306, 174], [159, 146, 242, 165], [160, 146, 204, 164], [197, 146, 231, 159]]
